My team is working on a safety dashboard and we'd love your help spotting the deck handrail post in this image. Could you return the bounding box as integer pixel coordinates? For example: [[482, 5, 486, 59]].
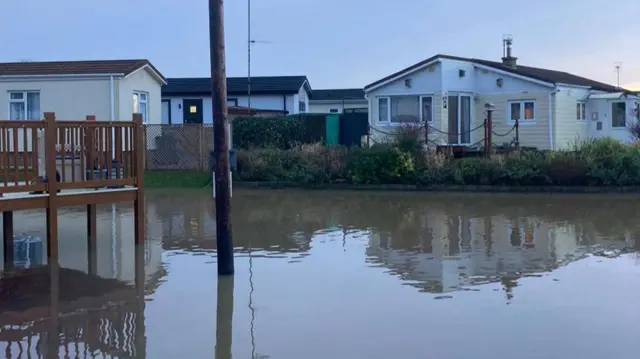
[[133, 113, 145, 245], [44, 112, 59, 258], [85, 115, 96, 180]]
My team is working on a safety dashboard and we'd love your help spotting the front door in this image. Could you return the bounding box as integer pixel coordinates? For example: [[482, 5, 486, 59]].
[[447, 94, 472, 144], [183, 99, 204, 124]]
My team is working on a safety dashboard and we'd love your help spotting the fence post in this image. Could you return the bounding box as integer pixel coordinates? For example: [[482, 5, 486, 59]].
[[515, 118, 520, 150], [424, 121, 429, 148], [44, 112, 59, 259], [484, 103, 495, 158], [483, 117, 489, 158]]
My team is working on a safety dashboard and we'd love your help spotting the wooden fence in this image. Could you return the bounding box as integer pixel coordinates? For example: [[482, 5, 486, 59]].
[[0, 113, 144, 195]]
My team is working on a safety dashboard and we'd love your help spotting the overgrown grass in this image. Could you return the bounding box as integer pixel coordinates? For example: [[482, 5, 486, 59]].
[[235, 137, 640, 187], [144, 171, 212, 188]]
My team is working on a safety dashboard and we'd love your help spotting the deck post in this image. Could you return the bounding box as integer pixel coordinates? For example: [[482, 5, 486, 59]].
[[133, 114, 145, 245], [44, 112, 59, 259], [2, 211, 14, 270], [87, 203, 97, 274]]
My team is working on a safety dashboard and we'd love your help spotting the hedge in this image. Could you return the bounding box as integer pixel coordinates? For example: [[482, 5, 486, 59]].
[[235, 138, 640, 187], [232, 114, 327, 149]]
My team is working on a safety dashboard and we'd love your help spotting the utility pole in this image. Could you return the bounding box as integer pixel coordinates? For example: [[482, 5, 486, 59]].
[[209, 0, 234, 275], [247, 0, 251, 113]]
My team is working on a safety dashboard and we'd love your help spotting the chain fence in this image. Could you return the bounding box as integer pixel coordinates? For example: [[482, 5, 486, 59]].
[[144, 124, 214, 171]]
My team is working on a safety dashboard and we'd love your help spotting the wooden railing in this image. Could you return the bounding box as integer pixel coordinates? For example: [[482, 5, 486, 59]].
[[0, 112, 144, 195]]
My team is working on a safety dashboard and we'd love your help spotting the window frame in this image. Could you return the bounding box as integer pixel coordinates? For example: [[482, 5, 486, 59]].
[[329, 108, 340, 113], [576, 101, 587, 121], [8, 91, 40, 121], [611, 101, 627, 128], [507, 100, 536, 125], [376, 94, 434, 125], [133, 91, 149, 124]]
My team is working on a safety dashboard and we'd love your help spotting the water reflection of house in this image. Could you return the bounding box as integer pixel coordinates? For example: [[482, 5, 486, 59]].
[[365, 211, 620, 293], [0, 204, 164, 284]]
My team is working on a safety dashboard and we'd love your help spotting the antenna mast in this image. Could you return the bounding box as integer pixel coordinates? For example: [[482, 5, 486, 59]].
[[614, 62, 622, 88]]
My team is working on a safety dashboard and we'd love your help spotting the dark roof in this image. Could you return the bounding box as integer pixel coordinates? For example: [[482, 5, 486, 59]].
[[0, 59, 166, 82], [311, 88, 366, 101], [365, 54, 622, 92], [163, 76, 311, 96]]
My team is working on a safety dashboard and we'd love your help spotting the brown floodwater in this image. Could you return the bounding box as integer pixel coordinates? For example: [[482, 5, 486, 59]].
[[1, 189, 640, 359]]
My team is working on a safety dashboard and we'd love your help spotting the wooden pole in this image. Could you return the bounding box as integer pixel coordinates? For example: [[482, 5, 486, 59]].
[[3, 211, 14, 271], [209, 0, 234, 275], [44, 112, 58, 259], [133, 114, 145, 245]]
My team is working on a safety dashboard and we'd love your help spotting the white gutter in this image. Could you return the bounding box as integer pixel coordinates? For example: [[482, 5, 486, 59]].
[[548, 87, 560, 150], [109, 75, 115, 121], [0, 73, 124, 79]]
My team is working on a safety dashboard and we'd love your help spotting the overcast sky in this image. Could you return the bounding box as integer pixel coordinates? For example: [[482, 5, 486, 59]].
[[1, 0, 639, 89]]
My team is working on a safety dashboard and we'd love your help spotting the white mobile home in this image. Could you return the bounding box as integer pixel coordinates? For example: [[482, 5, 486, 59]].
[[364, 41, 639, 149]]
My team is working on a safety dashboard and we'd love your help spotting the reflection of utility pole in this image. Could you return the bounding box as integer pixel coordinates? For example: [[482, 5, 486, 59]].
[[215, 276, 234, 359]]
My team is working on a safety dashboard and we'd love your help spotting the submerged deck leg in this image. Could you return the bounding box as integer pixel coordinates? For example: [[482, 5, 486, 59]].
[[87, 204, 97, 275], [47, 260, 60, 359], [46, 207, 58, 259], [134, 242, 146, 358], [3, 211, 14, 270]]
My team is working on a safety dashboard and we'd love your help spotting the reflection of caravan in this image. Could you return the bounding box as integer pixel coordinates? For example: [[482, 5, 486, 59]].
[[13, 234, 45, 269]]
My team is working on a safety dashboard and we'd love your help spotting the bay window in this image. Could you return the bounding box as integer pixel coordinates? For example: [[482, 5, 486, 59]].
[[9, 91, 40, 120], [377, 95, 434, 124]]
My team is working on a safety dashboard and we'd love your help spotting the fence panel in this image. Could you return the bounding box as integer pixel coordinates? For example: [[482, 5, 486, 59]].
[[144, 124, 214, 171]]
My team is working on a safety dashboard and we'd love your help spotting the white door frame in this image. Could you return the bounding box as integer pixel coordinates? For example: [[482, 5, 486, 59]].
[[448, 93, 474, 145]]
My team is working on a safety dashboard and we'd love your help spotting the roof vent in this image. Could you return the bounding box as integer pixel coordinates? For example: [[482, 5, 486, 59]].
[[501, 34, 517, 69]]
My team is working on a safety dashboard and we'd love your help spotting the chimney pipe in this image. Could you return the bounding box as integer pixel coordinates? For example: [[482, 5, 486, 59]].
[[501, 35, 517, 69]]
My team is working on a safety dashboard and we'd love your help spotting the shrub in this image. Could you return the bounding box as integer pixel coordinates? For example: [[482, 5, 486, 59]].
[[349, 145, 415, 184], [235, 137, 640, 188]]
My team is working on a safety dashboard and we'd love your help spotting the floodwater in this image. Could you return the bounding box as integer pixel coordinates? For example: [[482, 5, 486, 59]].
[[1, 189, 640, 359]]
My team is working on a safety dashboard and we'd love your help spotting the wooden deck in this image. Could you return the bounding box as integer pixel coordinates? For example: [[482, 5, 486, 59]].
[[1, 112, 145, 264]]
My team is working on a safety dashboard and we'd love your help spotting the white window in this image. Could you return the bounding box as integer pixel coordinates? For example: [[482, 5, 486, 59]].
[[9, 91, 40, 120], [377, 95, 433, 124], [329, 108, 339, 113], [576, 102, 586, 120], [133, 91, 148, 123], [507, 100, 535, 123], [299, 101, 306, 112]]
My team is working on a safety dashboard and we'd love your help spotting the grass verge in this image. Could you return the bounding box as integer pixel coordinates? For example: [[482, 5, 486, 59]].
[[144, 171, 211, 188]]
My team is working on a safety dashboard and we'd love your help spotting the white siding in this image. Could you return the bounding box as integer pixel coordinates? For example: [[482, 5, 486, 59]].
[[473, 67, 552, 94], [367, 62, 442, 97], [293, 85, 310, 113], [442, 59, 475, 93], [308, 100, 368, 113], [0, 77, 112, 121], [553, 86, 590, 149], [162, 94, 298, 124], [588, 97, 638, 143], [118, 67, 163, 123]]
